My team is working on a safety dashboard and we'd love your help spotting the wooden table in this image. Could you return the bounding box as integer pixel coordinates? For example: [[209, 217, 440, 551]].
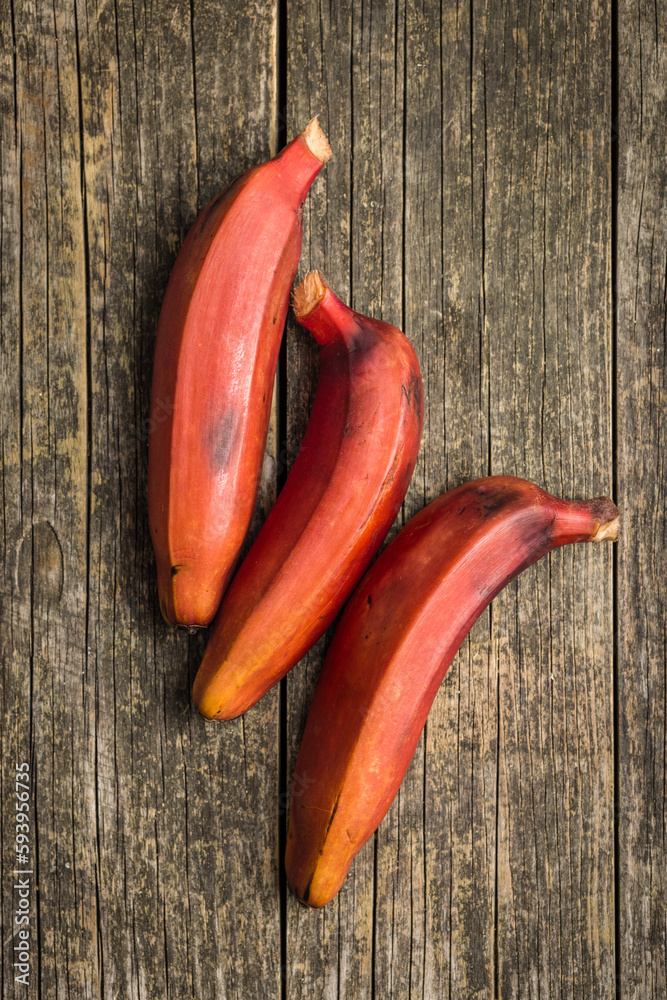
[[1, 1, 664, 997]]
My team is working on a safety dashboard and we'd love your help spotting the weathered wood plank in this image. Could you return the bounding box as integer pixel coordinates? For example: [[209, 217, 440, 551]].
[[483, 1, 614, 997], [1, 1, 281, 997], [87, 1, 283, 995], [0, 2, 92, 996], [284, 2, 496, 997], [419, 1, 495, 996], [362, 4, 427, 996], [284, 3, 367, 996], [617, 2, 667, 997]]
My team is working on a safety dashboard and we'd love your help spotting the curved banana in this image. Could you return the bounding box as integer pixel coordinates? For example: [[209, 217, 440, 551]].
[[285, 475, 619, 907], [148, 121, 331, 627], [193, 271, 423, 719]]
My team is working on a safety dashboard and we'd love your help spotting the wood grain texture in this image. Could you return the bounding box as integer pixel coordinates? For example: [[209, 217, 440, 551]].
[[0, 4, 92, 996], [617, 2, 667, 997], [484, 2, 615, 997], [0, 1, 281, 998], [285, 4, 371, 997], [0, 0, 664, 997], [419, 3, 495, 996]]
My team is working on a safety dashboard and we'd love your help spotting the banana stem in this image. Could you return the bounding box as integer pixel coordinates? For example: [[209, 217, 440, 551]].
[[293, 271, 357, 347], [274, 120, 331, 201], [550, 494, 620, 547]]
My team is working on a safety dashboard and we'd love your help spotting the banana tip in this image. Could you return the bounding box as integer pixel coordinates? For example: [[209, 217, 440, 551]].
[[193, 682, 242, 722], [292, 270, 327, 320], [301, 117, 332, 164], [192, 681, 216, 720]]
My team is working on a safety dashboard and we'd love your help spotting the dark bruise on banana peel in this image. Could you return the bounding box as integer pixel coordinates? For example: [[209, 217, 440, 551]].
[[192, 271, 423, 720], [285, 475, 619, 908], [148, 119, 331, 629]]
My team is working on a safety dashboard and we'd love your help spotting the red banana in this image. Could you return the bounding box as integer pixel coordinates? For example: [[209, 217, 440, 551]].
[[193, 271, 423, 720], [285, 475, 619, 907], [148, 120, 331, 628]]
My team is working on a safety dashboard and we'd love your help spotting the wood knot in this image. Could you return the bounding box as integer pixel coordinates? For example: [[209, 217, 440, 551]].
[[17, 521, 64, 603]]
